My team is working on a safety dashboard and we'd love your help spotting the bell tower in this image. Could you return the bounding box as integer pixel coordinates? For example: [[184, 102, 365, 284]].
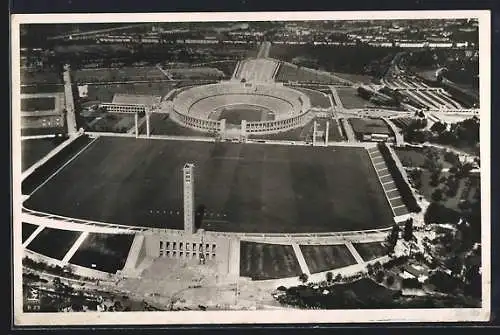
[[183, 163, 195, 234]]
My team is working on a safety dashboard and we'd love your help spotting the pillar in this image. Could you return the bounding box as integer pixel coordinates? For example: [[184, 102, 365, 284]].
[[134, 112, 139, 138], [241, 119, 247, 139], [312, 120, 317, 146], [220, 119, 226, 136], [325, 121, 330, 145], [183, 163, 196, 234], [146, 111, 151, 137]]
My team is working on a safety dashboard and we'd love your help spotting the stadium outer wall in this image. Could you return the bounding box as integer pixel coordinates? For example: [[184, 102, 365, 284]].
[[167, 81, 312, 135]]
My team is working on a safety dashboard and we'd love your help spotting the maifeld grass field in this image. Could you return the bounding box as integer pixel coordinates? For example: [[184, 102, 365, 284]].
[[24, 137, 393, 233]]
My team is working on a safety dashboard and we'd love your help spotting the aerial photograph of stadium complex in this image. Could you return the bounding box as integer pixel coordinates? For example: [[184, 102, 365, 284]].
[[15, 17, 484, 315]]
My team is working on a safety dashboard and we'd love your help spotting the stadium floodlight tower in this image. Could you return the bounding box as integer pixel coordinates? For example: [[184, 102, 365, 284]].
[[183, 163, 196, 234]]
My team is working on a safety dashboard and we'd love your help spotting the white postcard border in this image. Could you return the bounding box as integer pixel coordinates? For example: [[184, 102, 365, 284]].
[[11, 10, 491, 325]]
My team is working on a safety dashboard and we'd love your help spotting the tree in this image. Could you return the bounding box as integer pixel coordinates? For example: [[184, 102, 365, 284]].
[[386, 224, 400, 253], [375, 271, 385, 283], [431, 121, 447, 134], [403, 218, 414, 241], [431, 188, 444, 202], [325, 272, 333, 283], [299, 273, 309, 284], [430, 170, 442, 187]]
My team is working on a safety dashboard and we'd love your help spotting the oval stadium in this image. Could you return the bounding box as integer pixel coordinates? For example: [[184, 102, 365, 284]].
[[168, 82, 311, 135]]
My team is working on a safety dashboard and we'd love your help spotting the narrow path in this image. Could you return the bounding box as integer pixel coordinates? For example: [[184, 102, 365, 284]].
[[63, 65, 78, 135], [61, 231, 89, 264], [345, 241, 364, 264], [291, 242, 310, 276]]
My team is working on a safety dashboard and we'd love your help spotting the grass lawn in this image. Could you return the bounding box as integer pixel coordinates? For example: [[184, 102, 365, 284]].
[[86, 82, 178, 103], [240, 242, 302, 280], [218, 105, 273, 124], [300, 244, 357, 274], [69, 233, 134, 273], [414, 170, 480, 211], [348, 118, 392, 136], [333, 73, 373, 84], [26, 228, 82, 260], [24, 137, 393, 233], [21, 138, 62, 171], [275, 63, 346, 84], [394, 147, 454, 169], [353, 242, 388, 262], [73, 67, 165, 83], [21, 70, 62, 85], [139, 113, 212, 137], [336, 87, 378, 109], [21, 97, 56, 112], [22, 222, 39, 243], [293, 87, 331, 109], [85, 113, 135, 133]]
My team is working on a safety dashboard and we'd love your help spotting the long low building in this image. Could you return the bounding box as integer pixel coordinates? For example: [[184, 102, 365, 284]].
[[99, 94, 162, 113], [348, 118, 395, 142]]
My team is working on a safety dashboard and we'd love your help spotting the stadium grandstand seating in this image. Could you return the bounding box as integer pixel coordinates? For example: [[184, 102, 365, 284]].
[[234, 59, 279, 83], [172, 83, 309, 120]]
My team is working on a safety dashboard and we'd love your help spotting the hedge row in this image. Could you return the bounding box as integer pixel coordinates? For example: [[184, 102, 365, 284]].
[[22, 135, 93, 195], [377, 143, 421, 213]]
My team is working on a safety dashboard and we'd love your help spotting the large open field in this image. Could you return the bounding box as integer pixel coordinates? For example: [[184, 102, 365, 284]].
[[300, 244, 357, 274], [336, 87, 379, 109], [22, 222, 38, 243], [73, 67, 166, 83], [20, 70, 62, 85], [21, 97, 56, 112], [21, 138, 62, 171], [275, 62, 346, 84], [24, 137, 393, 233], [293, 87, 331, 109], [69, 233, 134, 273], [240, 242, 302, 280], [216, 105, 274, 124], [26, 227, 81, 260], [353, 242, 387, 262], [86, 82, 179, 103]]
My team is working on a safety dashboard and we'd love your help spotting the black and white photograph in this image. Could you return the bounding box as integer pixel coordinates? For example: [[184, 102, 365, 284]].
[[11, 11, 491, 325]]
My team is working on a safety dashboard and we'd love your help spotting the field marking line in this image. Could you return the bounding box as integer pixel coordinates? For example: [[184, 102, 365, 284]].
[[392, 204, 407, 210], [61, 231, 89, 264], [28, 136, 99, 197], [22, 224, 46, 248], [388, 196, 402, 201], [291, 242, 310, 276], [374, 161, 386, 166], [382, 181, 395, 185], [385, 188, 398, 192], [344, 241, 364, 264]]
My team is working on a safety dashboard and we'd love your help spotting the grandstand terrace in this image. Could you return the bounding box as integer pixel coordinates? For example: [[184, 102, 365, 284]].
[[233, 58, 280, 83], [170, 82, 311, 135]]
